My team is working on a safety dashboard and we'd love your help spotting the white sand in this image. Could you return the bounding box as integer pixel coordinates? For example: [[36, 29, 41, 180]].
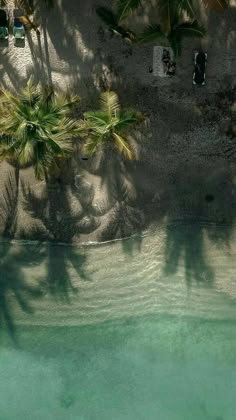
[[0, 0, 236, 242]]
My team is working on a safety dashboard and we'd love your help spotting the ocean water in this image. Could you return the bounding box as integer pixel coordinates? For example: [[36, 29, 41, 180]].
[[0, 223, 236, 420]]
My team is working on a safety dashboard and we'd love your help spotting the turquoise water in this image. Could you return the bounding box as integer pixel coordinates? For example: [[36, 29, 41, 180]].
[[1, 223, 236, 419]]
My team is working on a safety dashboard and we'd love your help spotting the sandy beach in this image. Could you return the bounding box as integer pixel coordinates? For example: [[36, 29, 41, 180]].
[[0, 0, 236, 243]]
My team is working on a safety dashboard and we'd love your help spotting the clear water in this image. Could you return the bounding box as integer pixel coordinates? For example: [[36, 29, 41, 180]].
[[1, 223, 236, 420]]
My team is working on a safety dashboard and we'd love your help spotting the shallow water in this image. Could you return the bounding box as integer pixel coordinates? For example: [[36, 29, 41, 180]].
[[1, 223, 236, 419]]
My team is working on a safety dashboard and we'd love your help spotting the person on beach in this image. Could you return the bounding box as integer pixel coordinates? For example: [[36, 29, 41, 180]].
[[167, 61, 176, 76], [162, 49, 170, 73]]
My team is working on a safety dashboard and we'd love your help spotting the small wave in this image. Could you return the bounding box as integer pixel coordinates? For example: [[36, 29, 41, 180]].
[[0, 230, 150, 249]]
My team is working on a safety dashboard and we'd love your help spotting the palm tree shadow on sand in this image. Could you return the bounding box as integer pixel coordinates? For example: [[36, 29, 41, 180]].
[[162, 182, 236, 288], [163, 223, 215, 288], [83, 147, 145, 255], [21, 177, 92, 302]]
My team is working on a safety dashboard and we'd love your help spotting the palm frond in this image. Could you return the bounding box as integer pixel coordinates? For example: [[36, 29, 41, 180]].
[[81, 90, 143, 160], [100, 91, 120, 118], [179, 0, 195, 17], [17, 141, 34, 165], [158, 0, 195, 33], [54, 93, 80, 110], [168, 19, 206, 57], [83, 112, 111, 136], [113, 132, 135, 159], [0, 81, 80, 179], [96, 6, 134, 40], [84, 111, 111, 125], [115, 111, 144, 130], [0, 90, 22, 114], [96, 6, 119, 27], [83, 135, 103, 156], [173, 19, 206, 38], [137, 24, 164, 44], [116, 0, 142, 23], [20, 78, 41, 106]]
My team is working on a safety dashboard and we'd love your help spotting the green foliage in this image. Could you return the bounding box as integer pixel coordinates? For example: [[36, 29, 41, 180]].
[[0, 79, 80, 179], [96, 6, 119, 27], [96, 6, 136, 41], [116, 0, 142, 22], [79, 91, 143, 159], [96, 0, 228, 55], [167, 18, 206, 56], [137, 14, 205, 57], [137, 24, 164, 43], [157, 0, 196, 34]]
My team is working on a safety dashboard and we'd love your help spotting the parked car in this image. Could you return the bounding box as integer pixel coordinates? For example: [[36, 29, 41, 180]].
[[193, 50, 207, 86], [0, 9, 8, 40], [13, 17, 25, 40]]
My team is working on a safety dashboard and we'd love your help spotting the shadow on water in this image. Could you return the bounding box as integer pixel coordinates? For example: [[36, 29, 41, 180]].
[[0, 237, 91, 340], [0, 242, 44, 343], [0, 238, 90, 340]]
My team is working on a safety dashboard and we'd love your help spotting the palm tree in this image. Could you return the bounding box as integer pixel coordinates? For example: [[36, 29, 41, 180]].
[[0, 80, 80, 237], [0, 79, 80, 180], [156, 0, 228, 33], [115, 0, 143, 21], [79, 91, 143, 159], [96, 0, 228, 45], [96, 0, 142, 42], [157, 0, 195, 33], [137, 14, 206, 57]]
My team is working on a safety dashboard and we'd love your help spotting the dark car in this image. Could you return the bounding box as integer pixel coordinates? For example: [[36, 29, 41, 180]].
[[193, 51, 207, 86], [0, 9, 8, 39]]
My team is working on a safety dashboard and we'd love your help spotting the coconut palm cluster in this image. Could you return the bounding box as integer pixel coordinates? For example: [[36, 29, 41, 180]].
[[0, 81, 143, 181]]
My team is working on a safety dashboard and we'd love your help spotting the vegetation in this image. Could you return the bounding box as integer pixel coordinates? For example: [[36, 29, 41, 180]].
[[96, 6, 136, 42], [0, 80, 80, 180], [79, 91, 144, 159], [137, 14, 206, 57], [96, 0, 228, 55], [96, 0, 144, 41]]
